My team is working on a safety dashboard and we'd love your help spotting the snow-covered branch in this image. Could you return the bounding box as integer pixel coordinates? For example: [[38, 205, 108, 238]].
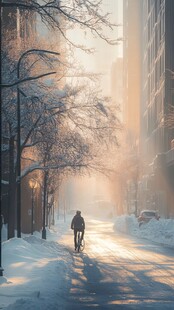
[[1, 71, 57, 88], [2, 0, 121, 50]]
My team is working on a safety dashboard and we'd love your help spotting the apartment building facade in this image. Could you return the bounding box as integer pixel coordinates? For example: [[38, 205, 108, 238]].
[[141, 0, 174, 217], [123, 0, 141, 140], [122, 0, 141, 214], [123, 0, 174, 217]]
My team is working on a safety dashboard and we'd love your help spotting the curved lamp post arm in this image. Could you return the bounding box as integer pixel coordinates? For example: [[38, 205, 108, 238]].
[[17, 49, 60, 79]]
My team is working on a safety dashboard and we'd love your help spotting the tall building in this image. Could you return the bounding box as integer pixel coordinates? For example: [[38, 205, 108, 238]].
[[111, 57, 123, 112], [123, 0, 174, 217], [123, 0, 141, 141], [141, 0, 174, 217]]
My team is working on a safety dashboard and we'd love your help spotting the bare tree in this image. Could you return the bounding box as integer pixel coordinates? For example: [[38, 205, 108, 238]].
[[1, 0, 122, 238], [1, 0, 120, 50]]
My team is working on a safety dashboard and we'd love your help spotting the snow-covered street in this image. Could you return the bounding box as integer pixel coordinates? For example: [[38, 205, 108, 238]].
[[1, 1, 174, 309], [1, 215, 174, 309]]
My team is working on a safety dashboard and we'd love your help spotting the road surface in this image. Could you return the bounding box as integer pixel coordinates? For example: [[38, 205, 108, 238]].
[[60, 218, 174, 309]]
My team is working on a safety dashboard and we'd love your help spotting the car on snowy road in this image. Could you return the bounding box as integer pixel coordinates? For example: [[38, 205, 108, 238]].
[[138, 210, 160, 227]]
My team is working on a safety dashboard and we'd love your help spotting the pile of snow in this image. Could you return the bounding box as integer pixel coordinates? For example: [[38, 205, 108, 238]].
[[114, 214, 174, 247], [0, 216, 72, 310]]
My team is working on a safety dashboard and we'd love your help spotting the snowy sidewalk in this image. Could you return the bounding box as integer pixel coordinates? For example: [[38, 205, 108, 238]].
[[0, 216, 73, 309]]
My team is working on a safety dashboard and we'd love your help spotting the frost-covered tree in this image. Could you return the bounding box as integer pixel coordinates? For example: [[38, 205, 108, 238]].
[[2, 0, 120, 48], [2, 58, 120, 238], [1, 0, 122, 237]]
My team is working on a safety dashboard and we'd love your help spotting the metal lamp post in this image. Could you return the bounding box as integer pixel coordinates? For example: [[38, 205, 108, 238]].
[[42, 170, 48, 239], [0, 0, 4, 275], [16, 49, 60, 238], [29, 179, 38, 235], [0, 215, 3, 276]]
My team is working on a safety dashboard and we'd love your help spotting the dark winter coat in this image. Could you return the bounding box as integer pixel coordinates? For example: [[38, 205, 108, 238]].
[[71, 214, 85, 231]]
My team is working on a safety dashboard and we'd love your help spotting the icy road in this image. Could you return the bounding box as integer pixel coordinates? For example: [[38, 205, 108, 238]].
[[61, 218, 174, 310]]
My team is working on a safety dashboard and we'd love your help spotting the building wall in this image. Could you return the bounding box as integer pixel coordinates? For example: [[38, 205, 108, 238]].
[[111, 57, 123, 120], [123, 0, 174, 217], [142, 0, 174, 159], [123, 0, 141, 140], [141, 0, 174, 217], [142, 0, 166, 162]]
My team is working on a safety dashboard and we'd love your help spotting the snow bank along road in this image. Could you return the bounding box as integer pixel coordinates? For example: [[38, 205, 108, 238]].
[[61, 218, 174, 310]]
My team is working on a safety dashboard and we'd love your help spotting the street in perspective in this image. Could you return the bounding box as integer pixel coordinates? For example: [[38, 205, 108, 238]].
[[1, 0, 174, 309], [1, 214, 174, 309], [61, 217, 174, 310]]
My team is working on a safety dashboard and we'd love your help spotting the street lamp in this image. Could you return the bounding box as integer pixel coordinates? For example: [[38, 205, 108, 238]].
[[0, 3, 4, 275], [29, 179, 38, 235], [0, 215, 4, 276], [42, 170, 48, 239], [16, 49, 60, 238]]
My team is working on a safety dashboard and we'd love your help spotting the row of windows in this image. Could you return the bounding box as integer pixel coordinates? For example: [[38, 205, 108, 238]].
[[147, 52, 165, 96], [142, 50, 165, 101], [142, 0, 166, 152], [144, 123, 164, 161], [147, 0, 164, 15], [146, 91, 164, 133], [143, 6, 165, 55]]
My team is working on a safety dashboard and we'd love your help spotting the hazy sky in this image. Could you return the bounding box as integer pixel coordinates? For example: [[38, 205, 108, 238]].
[[64, 1, 123, 204], [68, 0, 123, 96], [92, 0, 123, 95], [37, 0, 123, 96]]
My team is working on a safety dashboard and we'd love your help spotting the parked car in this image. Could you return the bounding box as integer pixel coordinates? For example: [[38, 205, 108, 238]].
[[138, 210, 160, 227]]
